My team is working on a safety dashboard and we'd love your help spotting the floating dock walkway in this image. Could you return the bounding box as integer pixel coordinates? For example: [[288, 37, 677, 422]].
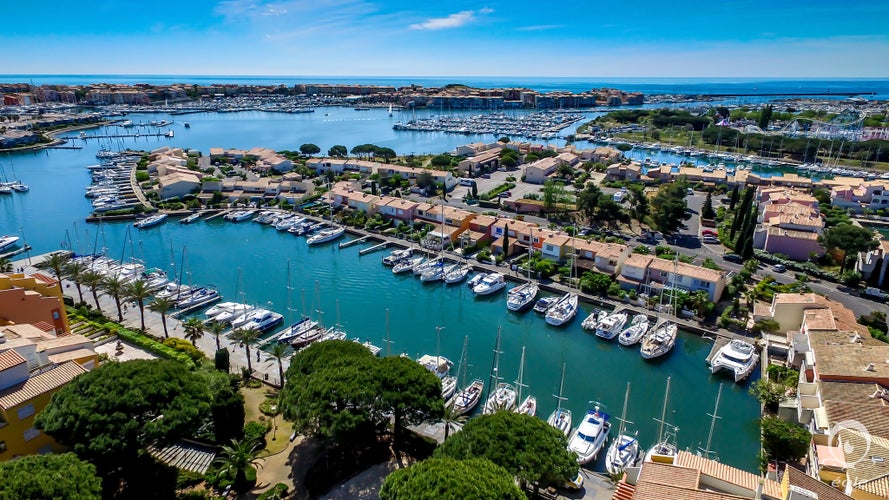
[[358, 241, 390, 255], [338, 235, 370, 249]]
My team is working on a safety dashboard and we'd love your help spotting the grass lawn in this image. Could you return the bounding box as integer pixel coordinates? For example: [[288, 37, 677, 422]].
[[241, 384, 295, 456]]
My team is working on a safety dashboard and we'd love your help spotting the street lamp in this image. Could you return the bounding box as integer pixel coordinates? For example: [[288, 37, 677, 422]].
[[270, 404, 278, 441], [19, 226, 31, 266]]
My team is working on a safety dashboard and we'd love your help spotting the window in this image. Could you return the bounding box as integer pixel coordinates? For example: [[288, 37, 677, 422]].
[[52, 310, 60, 320], [16, 404, 35, 420], [23, 428, 40, 442]]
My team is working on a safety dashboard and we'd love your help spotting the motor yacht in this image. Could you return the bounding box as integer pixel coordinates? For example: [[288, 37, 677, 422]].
[[567, 405, 611, 464], [709, 339, 759, 382], [472, 273, 507, 296], [595, 311, 628, 340]]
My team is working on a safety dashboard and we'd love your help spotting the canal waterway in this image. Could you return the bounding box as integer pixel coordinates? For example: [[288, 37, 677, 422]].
[[0, 108, 761, 473]]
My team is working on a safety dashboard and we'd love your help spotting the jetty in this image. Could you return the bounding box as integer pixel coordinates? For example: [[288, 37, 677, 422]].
[[204, 210, 229, 221], [77, 131, 174, 139], [0, 245, 32, 260], [358, 241, 390, 255], [338, 235, 371, 249]]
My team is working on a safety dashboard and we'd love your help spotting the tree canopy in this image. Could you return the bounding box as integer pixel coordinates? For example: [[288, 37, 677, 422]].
[[650, 181, 690, 236], [328, 145, 348, 157], [0, 453, 102, 500], [434, 411, 578, 489], [380, 458, 523, 500], [280, 340, 442, 443], [36, 359, 211, 464], [820, 223, 878, 273], [299, 143, 321, 156], [761, 416, 811, 462]]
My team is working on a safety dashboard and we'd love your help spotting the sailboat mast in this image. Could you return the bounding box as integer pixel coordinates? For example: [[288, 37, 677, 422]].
[[618, 381, 631, 437], [701, 383, 723, 459], [554, 363, 567, 412], [515, 346, 527, 404], [656, 376, 671, 443], [384, 308, 392, 357], [488, 327, 503, 393], [284, 261, 292, 324], [435, 325, 445, 367]]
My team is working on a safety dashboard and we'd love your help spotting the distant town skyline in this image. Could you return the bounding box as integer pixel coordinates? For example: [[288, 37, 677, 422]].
[[4, 0, 889, 78]]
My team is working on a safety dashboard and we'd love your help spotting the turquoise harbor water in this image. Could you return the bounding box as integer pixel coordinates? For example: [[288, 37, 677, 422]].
[[0, 106, 762, 473]]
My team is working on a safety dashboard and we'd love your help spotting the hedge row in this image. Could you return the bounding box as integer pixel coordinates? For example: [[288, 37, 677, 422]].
[[103, 322, 197, 369], [753, 250, 839, 281]]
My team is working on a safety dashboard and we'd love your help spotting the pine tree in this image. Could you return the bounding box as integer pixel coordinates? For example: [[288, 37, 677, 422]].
[[702, 192, 715, 219], [731, 187, 754, 240]]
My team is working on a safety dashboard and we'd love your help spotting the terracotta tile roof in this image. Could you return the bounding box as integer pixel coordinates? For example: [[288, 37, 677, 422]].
[[541, 233, 571, 247], [612, 477, 635, 500], [823, 401, 889, 440], [819, 381, 889, 406], [35, 334, 92, 352], [812, 343, 889, 382], [0, 350, 27, 372], [838, 429, 889, 497], [0, 361, 85, 409], [675, 451, 782, 498], [766, 226, 820, 240], [622, 253, 654, 270], [648, 258, 725, 283], [804, 309, 837, 331], [638, 461, 701, 489], [632, 482, 748, 500]]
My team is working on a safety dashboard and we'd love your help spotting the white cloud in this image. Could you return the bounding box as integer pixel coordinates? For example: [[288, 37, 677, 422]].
[[516, 24, 561, 32], [409, 8, 493, 30]]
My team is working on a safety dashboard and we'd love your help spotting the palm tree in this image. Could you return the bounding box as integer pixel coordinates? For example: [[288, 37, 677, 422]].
[[214, 437, 264, 492], [80, 270, 104, 313], [442, 400, 467, 441], [183, 317, 206, 347], [102, 274, 127, 322], [44, 252, 70, 285], [208, 320, 226, 350], [268, 342, 289, 387], [148, 297, 175, 338], [63, 260, 86, 304], [123, 279, 152, 332], [231, 327, 260, 374], [0, 257, 12, 272]]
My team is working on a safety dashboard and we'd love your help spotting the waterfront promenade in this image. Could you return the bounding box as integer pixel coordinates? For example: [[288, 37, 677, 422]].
[[12, 253, 288, 386]]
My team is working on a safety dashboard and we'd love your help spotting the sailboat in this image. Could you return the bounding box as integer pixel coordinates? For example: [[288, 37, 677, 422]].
[[417, 326, 456, 401], [388, 103, 393, 116], [451, 336, 484, 416], [697, 384, 723, 461], [506, 230, 538, 311], [483, 327, 516, 414], [546, 363, 572, 436], [514, 346, 536, 416], [605, 381, 640, 474], [645, 376, 679, 464]]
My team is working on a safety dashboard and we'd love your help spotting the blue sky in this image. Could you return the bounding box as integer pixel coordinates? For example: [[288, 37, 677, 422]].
[[3, 0, 888, 77]]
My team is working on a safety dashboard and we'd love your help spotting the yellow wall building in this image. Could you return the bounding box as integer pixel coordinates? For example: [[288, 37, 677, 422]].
[[0, 350, 85, 460]]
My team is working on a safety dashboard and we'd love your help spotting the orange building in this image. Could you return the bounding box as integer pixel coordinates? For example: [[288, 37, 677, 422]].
[[0, 272, 69, 335]]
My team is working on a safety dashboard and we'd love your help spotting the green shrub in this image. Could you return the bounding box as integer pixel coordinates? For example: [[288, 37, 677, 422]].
[[244, 420, 271, 448], [257, 483, 288, 500], [110, 323, 196, 369], [176, 470, 205, 490], [136, 171, 150, 182], [163, 337, 205, 363]]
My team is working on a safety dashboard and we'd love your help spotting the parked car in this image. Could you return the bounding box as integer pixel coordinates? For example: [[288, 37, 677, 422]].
[[773, 264, 786, 273], [702, 236, 720, 244], [702, 229, 718, 237], [724, 253, 743, 263]]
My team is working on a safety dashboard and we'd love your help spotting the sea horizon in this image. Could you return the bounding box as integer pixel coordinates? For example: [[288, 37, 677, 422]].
[[2, 74, 889, 99]]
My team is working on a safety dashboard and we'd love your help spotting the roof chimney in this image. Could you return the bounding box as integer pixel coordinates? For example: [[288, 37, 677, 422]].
[[865, 363, 876, 372]]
